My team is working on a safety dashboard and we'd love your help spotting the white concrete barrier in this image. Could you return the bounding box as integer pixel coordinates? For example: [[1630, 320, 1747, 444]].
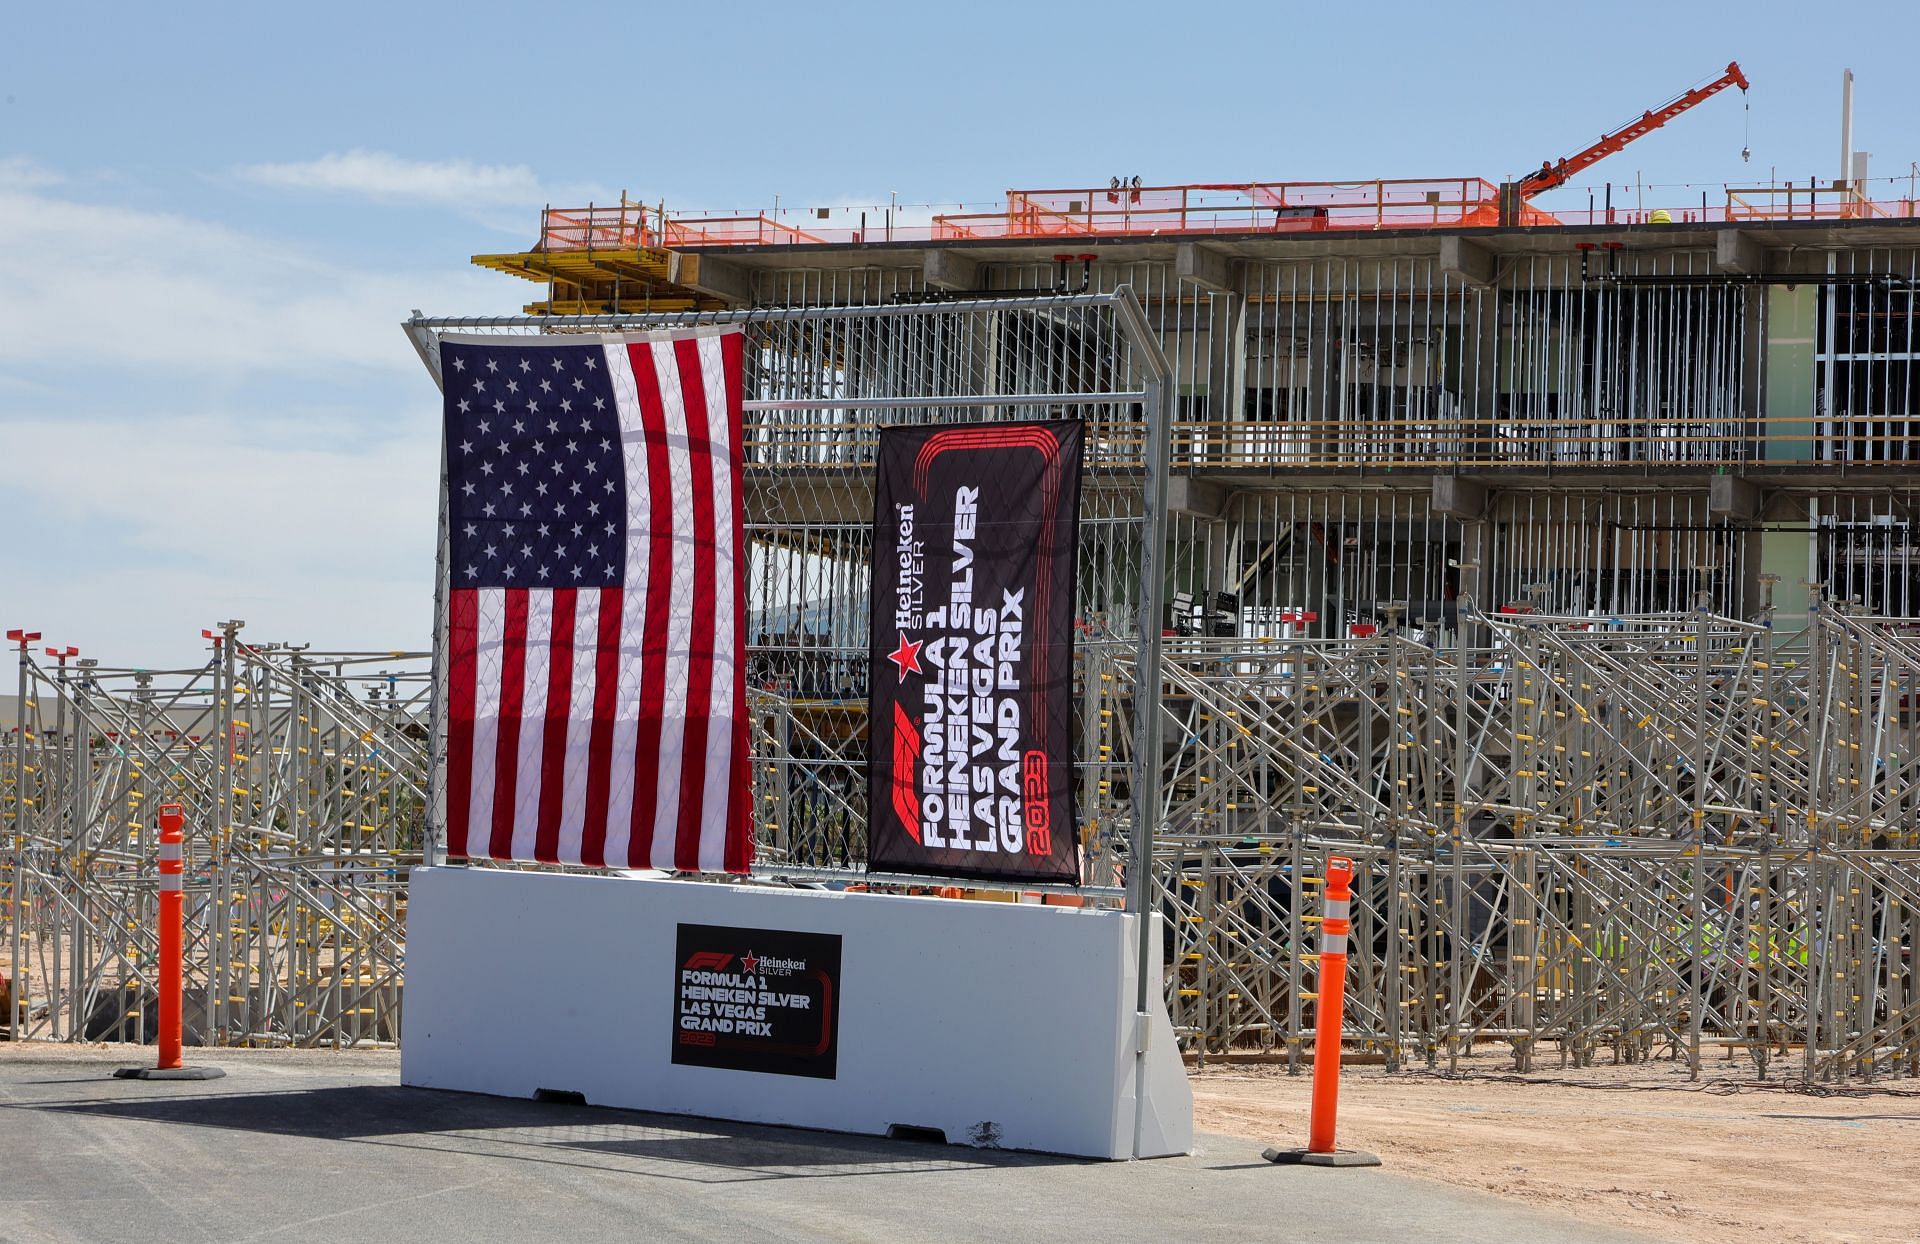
[[402, 868, 1192, 1159]]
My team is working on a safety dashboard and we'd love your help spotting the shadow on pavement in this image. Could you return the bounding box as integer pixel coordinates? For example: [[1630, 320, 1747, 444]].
[[22, 1084, 1088, 1184]]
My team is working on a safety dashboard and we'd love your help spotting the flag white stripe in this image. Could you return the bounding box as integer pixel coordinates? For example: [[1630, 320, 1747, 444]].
[[555, 588, 600, 866], [466, 587, 506, 856], [509, 590, 553, 862], [649, 338, 696, 870], [603, 342, 649, 863], [697, 335, 737, 873]]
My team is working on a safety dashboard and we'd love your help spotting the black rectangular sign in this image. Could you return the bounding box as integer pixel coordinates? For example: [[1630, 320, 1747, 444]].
[[671, 922, 842, 1080], [866, 419, 1083, 885]]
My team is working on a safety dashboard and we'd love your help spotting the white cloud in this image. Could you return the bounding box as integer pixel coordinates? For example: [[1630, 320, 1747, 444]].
[[236, 149, 547, 208], [240, 147, 545, 206], [230, 151, 628, 239], [7, 409, 434, 565], [0, 154, 63, 188], [2, 408, 441, 661], [0, 180, 513, 377], [0, 177, 515, 661]]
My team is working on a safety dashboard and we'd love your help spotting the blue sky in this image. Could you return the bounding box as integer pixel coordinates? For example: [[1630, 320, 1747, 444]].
[[4, 1, 1918, 665]]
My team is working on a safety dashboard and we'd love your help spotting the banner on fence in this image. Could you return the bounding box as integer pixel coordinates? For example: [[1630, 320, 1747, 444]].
[[866, 420, 1083, 885]]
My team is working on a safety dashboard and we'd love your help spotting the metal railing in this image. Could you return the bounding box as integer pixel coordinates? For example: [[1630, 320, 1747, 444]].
[[737, 413, 1920, 472], [529, 178, 1920, 254]]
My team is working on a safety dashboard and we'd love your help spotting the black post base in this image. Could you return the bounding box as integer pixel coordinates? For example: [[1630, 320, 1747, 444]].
[[1262, 1146, 1382, 1168]]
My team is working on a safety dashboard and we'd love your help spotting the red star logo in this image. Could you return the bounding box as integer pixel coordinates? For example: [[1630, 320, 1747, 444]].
[[741, 951, 760, 975], [887, 634, 924, 677]]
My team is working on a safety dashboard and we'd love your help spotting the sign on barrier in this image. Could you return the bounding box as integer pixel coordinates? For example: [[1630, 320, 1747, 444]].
[[402, 869, 1192, 1160], [671, 922, 843, 1080]]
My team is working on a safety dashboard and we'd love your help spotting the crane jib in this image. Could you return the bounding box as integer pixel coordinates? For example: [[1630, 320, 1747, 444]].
[[1516, 61, 1749, 199]]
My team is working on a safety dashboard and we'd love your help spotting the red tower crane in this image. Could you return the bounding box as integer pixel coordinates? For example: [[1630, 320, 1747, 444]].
[[1515, 61, 1750, 202]]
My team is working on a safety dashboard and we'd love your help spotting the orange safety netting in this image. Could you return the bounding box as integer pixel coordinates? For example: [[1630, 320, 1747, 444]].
[[531, 179, 1920, 253]]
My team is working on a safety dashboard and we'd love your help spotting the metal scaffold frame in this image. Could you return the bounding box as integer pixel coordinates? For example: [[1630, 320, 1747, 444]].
[[10, 287, 1920, 1085], [1154, 592, 1920, 1083], [3, 633, 425, 1046]]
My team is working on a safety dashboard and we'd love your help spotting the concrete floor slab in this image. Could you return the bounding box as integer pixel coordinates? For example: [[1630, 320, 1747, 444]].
[[0, 1048, 1674, 1244]]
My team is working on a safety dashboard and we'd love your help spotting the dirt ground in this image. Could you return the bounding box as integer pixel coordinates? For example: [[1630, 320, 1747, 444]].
[[1191, 1049, 1920, 1244]]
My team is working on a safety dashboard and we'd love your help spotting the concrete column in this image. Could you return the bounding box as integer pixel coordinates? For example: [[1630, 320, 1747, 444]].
[[667, 252, 752, 305], [1433, 476, 1489, 522], [1204, 293, 1246, 464], [1716, 476, 1766, 621], [1175, 245, 1244, 465], [1459, 516, 1493, 649], [923, 250, 980, 292], [1715, 230, 1769, 276], [1304, 530, 1330, 637], [1439, 236, 1496, 287]]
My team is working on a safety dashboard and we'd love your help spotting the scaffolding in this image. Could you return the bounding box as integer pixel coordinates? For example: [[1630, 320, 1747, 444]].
[[1155, 595, 1920, 1083], [3, 633, 425, 1046], [9, 289, 1920, 1086]]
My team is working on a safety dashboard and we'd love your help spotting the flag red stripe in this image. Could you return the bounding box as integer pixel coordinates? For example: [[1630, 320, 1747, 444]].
[[446, 588, 479, 860], [533, 588, 576, 864], [628, 341, 674, 869], [579, 585, 621, 868], [487, 589, 530, 861], [672, 336, 719, 872], [720, 332, 755, 873]]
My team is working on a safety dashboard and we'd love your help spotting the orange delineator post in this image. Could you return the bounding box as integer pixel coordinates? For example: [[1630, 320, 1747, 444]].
[[1307, 855, 1354, 1154], [1264, 854, 1379, 1166], [156, 802, 186, 1071], [113, 804, 221, 1080]]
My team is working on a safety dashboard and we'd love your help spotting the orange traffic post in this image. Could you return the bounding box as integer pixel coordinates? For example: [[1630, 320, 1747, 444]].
[[114, 802, 223, 1082], [1263, 855, 1379, 1167], [156, 803, 185, 1069]]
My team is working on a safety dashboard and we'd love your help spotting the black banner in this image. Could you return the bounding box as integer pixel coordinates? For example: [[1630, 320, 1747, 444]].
[[671, 923, 842, 1079], [866, 419, 1083, 884]]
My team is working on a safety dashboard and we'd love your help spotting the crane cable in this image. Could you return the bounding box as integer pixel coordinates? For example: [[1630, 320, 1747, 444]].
[[1742, 86, 1752, 163]]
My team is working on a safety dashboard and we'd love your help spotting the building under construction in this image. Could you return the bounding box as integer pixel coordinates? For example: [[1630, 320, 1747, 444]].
[[12, 66, 1920, 1083]]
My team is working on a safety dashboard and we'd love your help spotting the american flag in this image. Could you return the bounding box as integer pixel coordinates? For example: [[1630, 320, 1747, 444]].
[[436, 328, 752, 873]]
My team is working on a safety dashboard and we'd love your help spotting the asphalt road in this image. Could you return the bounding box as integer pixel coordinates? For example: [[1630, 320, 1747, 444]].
[[0, 1047, 1671, 1244]]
